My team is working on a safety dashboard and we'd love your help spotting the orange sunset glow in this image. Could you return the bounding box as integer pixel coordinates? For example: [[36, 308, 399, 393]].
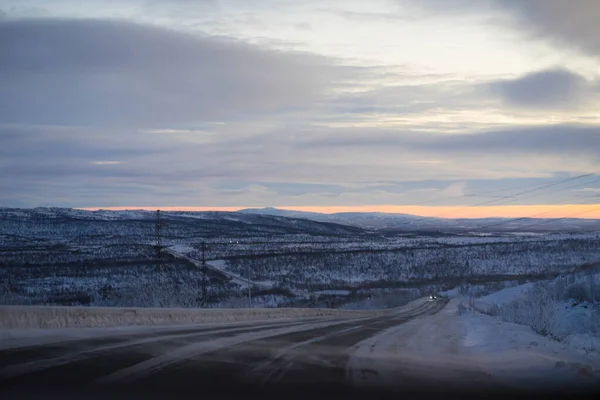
[[82, 204, 600, 219]]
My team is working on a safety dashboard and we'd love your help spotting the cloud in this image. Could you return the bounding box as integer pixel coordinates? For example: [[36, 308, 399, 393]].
[[497, 0, 600, 58], [573, 188, 600, 193], [3, 7, 600, 208], [405, 1, 600, 61], [298, 124, 600, 158], [321, 79, 492, 120], [2, 121, 599, 208], [441, 181, 468, 197], [416, 1, 600, 59], [0, 18, 339, 127], [489, 68, 596, 109], [91, 161, 125, 165]]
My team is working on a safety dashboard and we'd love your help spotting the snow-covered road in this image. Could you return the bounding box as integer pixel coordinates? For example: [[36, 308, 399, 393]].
[[0, 298, 445, 395], [165, 247, 272, 289], [1, 297, 598, 398]]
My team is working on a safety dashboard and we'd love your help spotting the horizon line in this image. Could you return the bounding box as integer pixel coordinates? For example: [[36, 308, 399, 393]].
[[77, 204, 600, 219]]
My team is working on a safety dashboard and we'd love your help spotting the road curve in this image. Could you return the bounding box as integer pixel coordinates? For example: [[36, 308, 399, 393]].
[[0, 299, 457, 398]]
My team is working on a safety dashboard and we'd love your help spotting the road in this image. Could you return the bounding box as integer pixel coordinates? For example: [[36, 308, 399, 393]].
[[0, 298, 517, 399], [165, 248, 266, 288]]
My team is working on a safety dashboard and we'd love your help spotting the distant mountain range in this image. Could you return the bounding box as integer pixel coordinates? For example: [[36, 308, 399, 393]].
[[1, 206, 599, 234], [237, 207, 600, 233], [0, 207, 366, 237]]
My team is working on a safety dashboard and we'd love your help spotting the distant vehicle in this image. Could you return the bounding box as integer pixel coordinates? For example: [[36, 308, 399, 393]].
[[429, 294, 438, 300]]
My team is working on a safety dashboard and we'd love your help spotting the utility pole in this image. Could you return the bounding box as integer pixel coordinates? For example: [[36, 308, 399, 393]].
[[247, 266, 252, 308], [590, 269, 596, 304], [201, 242, 207, 306], [155, 210, 163, 274]]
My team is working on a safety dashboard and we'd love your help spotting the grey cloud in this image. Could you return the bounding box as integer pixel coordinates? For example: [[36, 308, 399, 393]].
[[497, 0, 600, 57], [324, 68, 598, 116], [410, 1, 600, 57], [0, 18, 338, 127], [402, 0, 500, 18], [0, 122, 292, 186], [321, 80, 491, 118], [3, 121, 600, 207], [489, 69, 595, 109], [427, 125, 600, 158], [0, 125, 160, 161], [297, 124, 600, 159]]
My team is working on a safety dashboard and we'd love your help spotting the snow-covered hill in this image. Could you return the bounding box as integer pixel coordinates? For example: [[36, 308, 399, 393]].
[[238, 207, 600, 232], [0, 207, 366, 237]]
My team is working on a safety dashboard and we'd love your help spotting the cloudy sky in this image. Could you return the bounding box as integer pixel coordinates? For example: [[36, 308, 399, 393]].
[[1, 0, 600, 217]]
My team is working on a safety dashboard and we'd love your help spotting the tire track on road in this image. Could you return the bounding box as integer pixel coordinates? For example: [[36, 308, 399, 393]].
[[121, 299, 447, 392], [93, 315, 375, 386], [261, 299, 449, 386], [0, 318, 329, 384], [0, 298, 447, 394]]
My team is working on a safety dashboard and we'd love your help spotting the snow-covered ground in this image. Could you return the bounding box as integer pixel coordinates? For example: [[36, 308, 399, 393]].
[[474, 282, 536, 313], [207, 259, 275, 289], [347, 298, 600, 391], [165, 247, 274, 289], [472, 273, 600, 354], [460, 305, 600, 389]]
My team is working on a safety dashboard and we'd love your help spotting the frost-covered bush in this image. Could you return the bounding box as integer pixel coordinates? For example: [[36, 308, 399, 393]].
[[565, 282, 592, 303], [488, 282, 557, 337], [486, 273, 600, 341]]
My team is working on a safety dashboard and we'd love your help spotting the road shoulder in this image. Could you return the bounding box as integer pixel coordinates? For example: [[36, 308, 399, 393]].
[[346, 298, 600, 391]]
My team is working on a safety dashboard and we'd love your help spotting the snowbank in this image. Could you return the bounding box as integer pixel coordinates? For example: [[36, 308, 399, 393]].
[[460, 306, 600, 389], [0, 305, 385, 330], [347, 298, 600, 391], [475, 282, 535, 312], [563, 333, 600, 356], [472, 276, 600, 355]]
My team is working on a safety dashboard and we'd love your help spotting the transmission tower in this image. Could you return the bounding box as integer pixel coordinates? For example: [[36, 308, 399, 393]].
[[155, 209, 163, 273], [201, 242, 207, 306]]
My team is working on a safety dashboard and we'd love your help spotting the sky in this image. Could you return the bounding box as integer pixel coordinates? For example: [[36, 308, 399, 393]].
[[1, 0, 600, 218]]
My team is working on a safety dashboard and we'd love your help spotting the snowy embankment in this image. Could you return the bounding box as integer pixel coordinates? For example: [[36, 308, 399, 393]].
[[473, 275, 600, 356], [472, 282, 536, 313], [0, 304, 385, 330], [348, 298, 600, 391]]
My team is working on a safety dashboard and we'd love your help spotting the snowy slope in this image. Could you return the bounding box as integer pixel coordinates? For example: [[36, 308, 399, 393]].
[[238, 207, 600, 232], [475, 283, 536, 312]]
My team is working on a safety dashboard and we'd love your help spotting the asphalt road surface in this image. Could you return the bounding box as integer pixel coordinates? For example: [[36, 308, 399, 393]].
[[0, 298, 560, 399]]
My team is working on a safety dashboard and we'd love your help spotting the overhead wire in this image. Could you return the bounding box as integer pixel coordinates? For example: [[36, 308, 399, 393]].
[[504, 205, 600, 232], [450, 177, 600, 232], [402, 171, 600, 227]]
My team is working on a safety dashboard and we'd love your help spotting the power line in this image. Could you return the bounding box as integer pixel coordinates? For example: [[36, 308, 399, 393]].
[[201, 242, 207, 307], [155, 209, 163, 273], [406, 171, 599, 212], [404, 172, 600, 226], [448, 172, 598, 213], [505, 205, 600, 232], [459, 199, 599, 233], [491, 176, 600, 206], [449, 176, 600, 233]]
